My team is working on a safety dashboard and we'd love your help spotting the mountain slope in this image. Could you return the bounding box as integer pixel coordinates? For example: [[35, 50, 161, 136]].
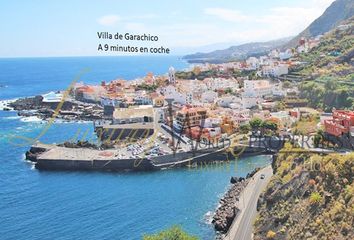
[[183, 38, 291, 63], [295, 17, 354, 111], [254, 144, 354, 240], [286, 0, 354, 47]]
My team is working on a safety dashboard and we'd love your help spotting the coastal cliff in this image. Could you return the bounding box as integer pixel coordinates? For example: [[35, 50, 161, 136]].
[[253, 144, 354, 239]]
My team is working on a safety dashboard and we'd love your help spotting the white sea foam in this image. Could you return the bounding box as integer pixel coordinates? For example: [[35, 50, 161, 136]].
[[54, 119, 91, 124], [203, 211, 214, 224], [4, 116, 21, 120], [0, 99, 17, 111], [20, 116, 44, 123]]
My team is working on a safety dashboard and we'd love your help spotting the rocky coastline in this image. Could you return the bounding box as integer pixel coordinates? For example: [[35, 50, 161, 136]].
[[7, 96, 103, 121], [212, 167, 261, 237]]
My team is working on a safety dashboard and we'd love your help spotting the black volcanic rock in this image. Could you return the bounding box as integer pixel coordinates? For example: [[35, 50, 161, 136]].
[[213, 171, 260, 235], [25, 146, 48, 162], [230, 176, 245, 184]]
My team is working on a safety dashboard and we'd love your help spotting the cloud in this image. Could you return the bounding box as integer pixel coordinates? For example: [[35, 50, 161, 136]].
[[201, 1, 335, 43], [97, 15, 120, 26], [311, 0, 335, 9], [204, 8, 250, 22], [130, 14, 158, 20], [124, 22, 146, 32], [96, 1, 336, 51], [254, 7, 325, 37]]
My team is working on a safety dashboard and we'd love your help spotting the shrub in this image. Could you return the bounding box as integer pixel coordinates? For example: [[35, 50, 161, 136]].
[[310, 192, 322, 205], [266, 230, 276, 239], [143, 226, 198, 240]]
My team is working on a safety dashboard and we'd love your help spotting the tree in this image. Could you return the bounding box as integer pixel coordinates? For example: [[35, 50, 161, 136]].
[[275, 101, 286, 111], [249, 118, 263, 131], [192, 66, 201, 76], [313, 129, 324, 147], [143, 226, 198, 240], [224, 87, 233, 94], [239, 124, 251, 134], [262, 120, 278, 132], [282, 81, 292, 88]]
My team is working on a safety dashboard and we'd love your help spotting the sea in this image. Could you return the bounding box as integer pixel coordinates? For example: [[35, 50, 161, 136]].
[[0, 56, 271, 240]]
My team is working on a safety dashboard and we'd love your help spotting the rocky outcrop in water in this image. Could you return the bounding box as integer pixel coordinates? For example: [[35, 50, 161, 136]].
[[9, 96, 103, 121], [25, 145, 48, 162]]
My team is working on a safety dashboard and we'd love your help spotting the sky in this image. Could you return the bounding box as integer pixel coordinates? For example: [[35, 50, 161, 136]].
[[0, 0, 336, 57]]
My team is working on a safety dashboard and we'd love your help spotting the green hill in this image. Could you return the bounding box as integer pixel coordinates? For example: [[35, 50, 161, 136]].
[[295, 16, 354, 111], [254, 144, 354, 240]]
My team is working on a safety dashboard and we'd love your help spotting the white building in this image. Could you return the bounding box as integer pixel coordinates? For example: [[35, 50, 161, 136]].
[[269, 49, 280, 59], [42, 91, 63, 103], [82, 86, 106, 102], [203, 118, 221, 128], [186, 92, 193, 105], [241, 96, 261, 109], [217, 96, 240, 108], [272, 82, 285, 96], [262, 64, 288, 77], [274, 64, 288, 76], [244, 80, 273, 97], [279, 49, 293, 60], [201, 90, 218, 103], [100, 97, 123, 107], [113, 105, 154, 124], [168, 66, 176, 85], [204, 77, 239, 91], [246, 57, 259, 70], [259, 56, 270, 65], [161, 85, 185, 104]]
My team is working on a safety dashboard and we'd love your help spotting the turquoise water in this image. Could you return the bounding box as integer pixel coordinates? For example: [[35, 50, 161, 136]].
[[0, 57, 271, 240]]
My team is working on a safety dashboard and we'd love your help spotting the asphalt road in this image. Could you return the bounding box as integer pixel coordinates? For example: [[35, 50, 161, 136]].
[[224, 165, 273, 240]]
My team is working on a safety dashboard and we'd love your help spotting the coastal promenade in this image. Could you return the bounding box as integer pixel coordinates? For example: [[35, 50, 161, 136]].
[[224, 165, 273, 240]]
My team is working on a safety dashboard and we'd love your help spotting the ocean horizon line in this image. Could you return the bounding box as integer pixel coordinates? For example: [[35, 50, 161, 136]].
[[0, 54, 186, 60]]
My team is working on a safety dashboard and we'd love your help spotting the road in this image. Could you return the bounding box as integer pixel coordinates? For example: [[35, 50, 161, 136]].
[[224, 165, 273, 240]]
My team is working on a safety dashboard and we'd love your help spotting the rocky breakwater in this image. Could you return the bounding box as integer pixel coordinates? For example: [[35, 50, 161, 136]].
[[8, 95, 103, 121], [212, 168, 261, 236], [25, 144, 51, 162]]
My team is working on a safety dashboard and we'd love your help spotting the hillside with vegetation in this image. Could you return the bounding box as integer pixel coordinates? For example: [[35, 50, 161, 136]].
[[296, 16, 354, 111], [286, 0, 354, 48], [143, 226, 198, 240], [254, 144, 354, 240]]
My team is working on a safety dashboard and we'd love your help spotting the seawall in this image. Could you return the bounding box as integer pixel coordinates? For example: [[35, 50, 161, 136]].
[[31, 145, 273, 172]]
